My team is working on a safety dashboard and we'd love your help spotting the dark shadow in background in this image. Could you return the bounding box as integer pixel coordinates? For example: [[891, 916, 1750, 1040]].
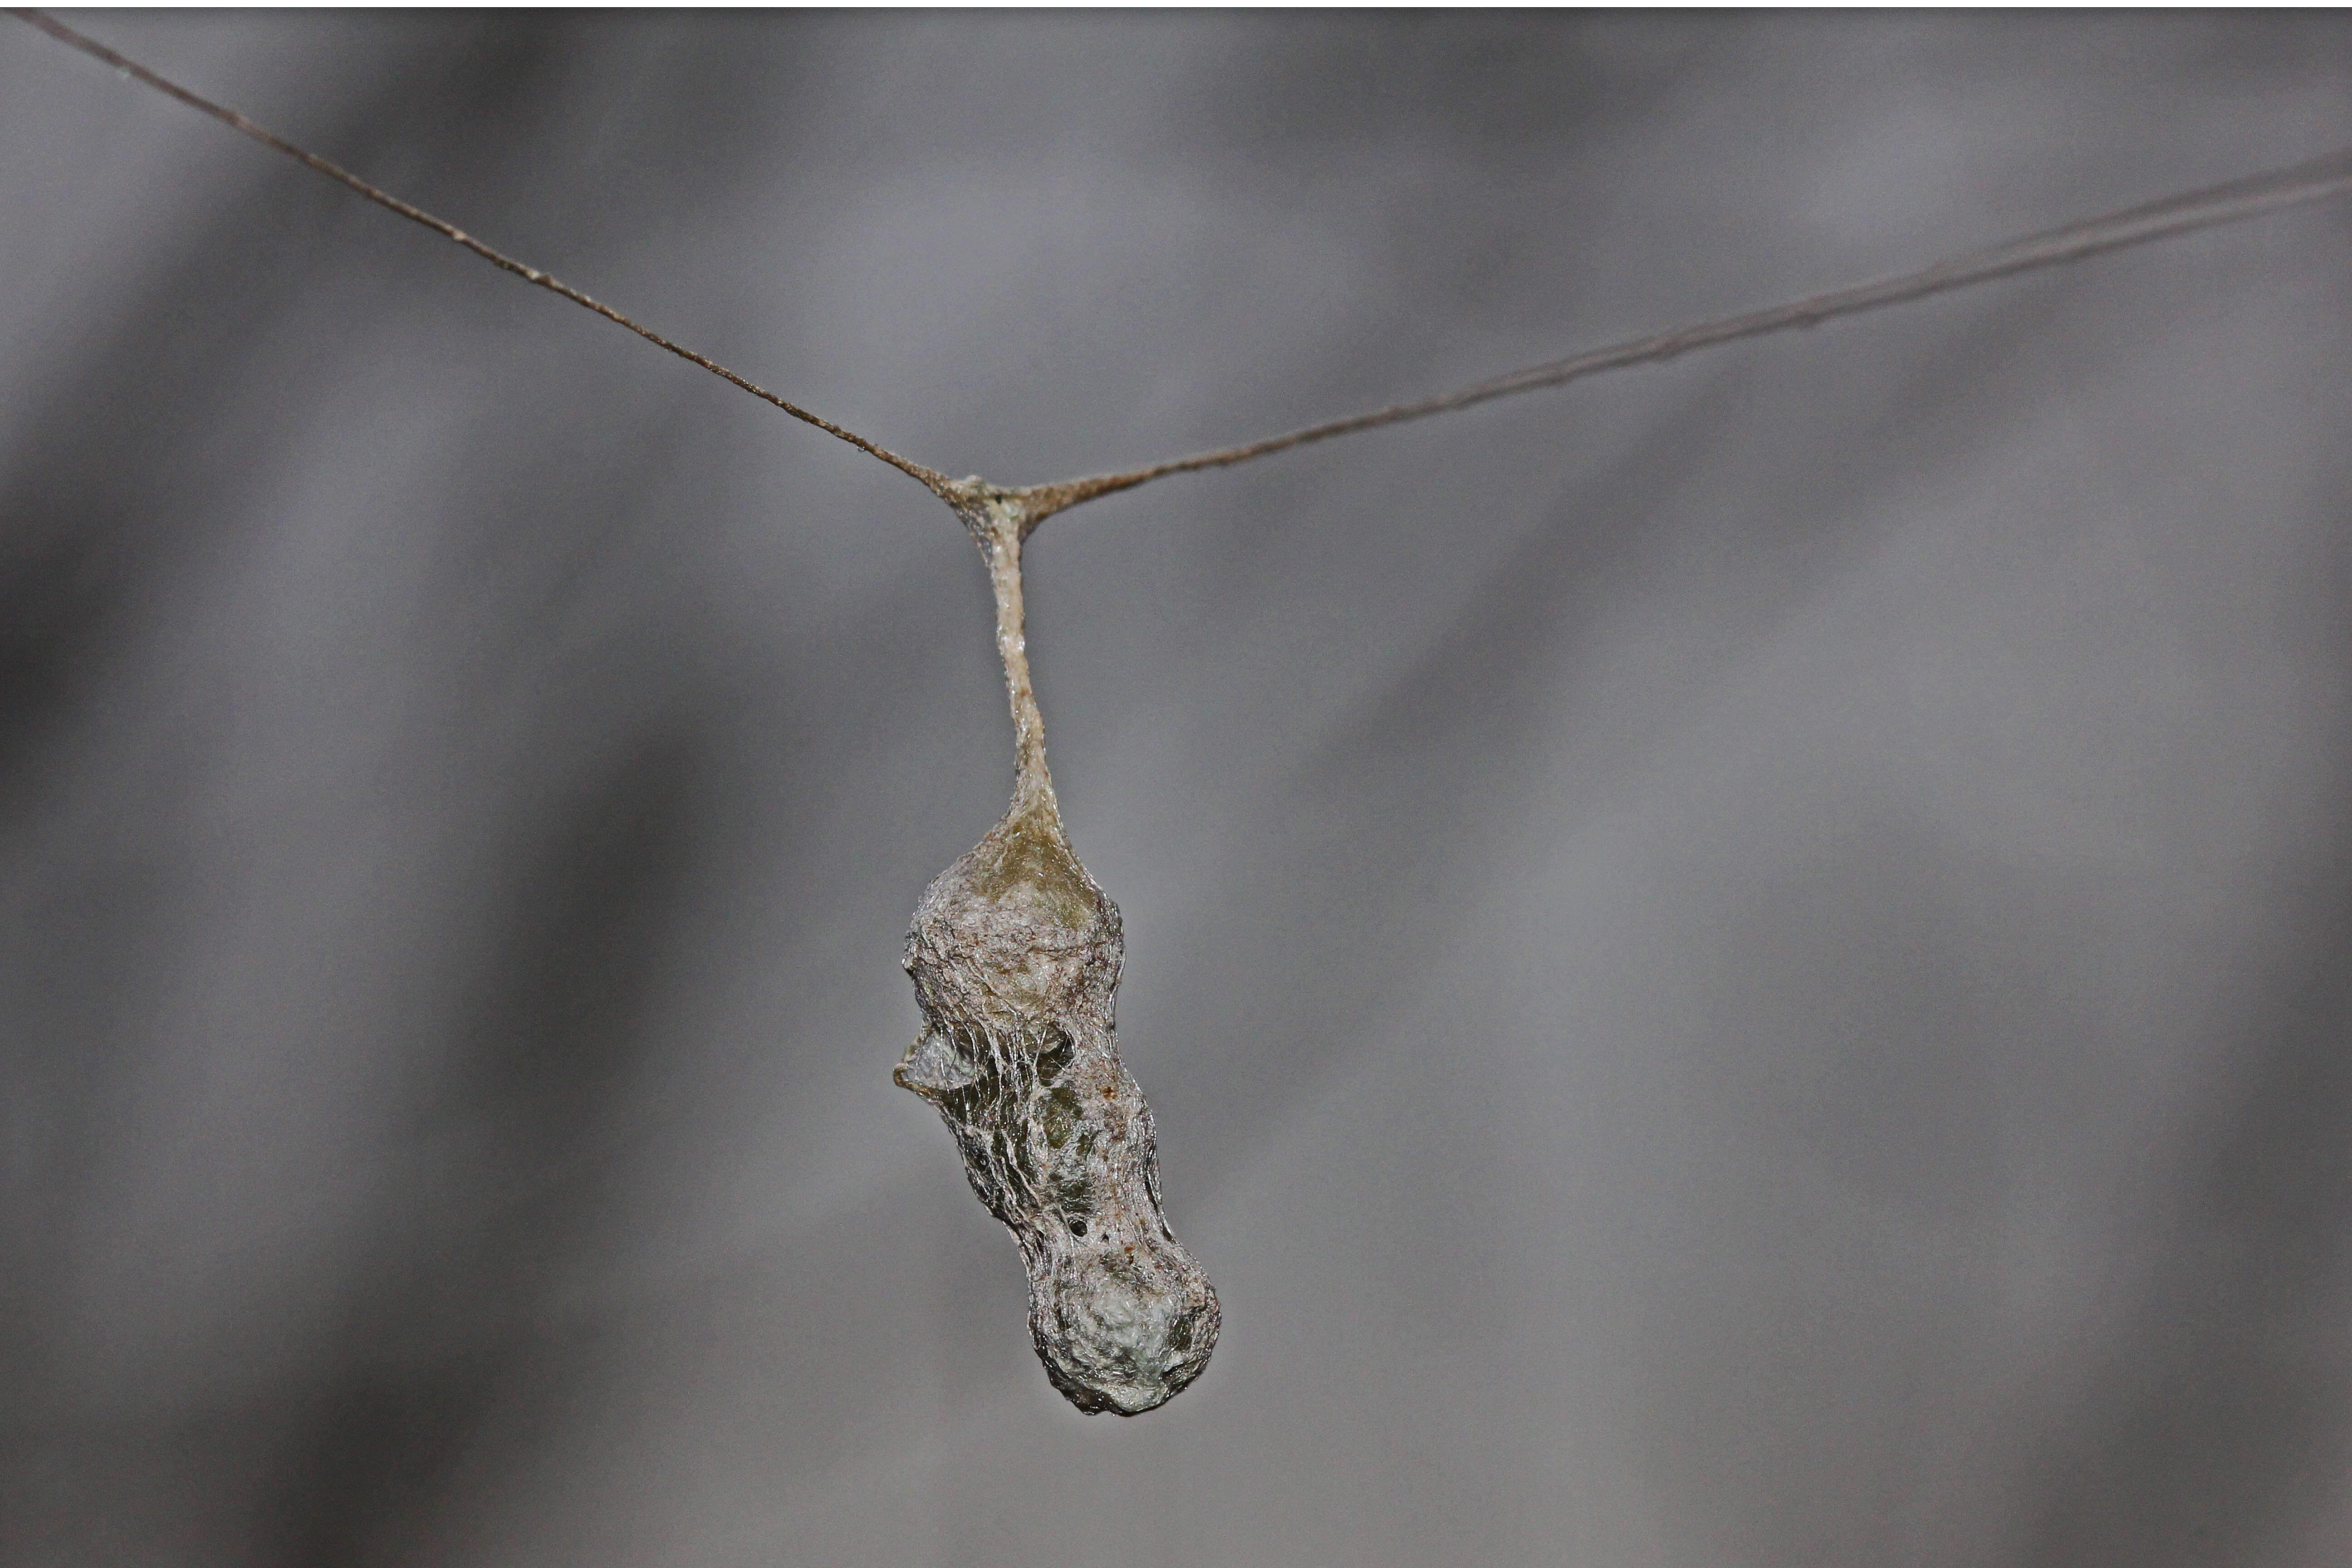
[[2019, 759, 2352, 1567], [260, 723, 706, 1568]]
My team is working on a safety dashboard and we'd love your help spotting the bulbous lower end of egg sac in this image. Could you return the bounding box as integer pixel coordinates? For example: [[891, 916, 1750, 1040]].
[[896, 797, 1220, 1416]]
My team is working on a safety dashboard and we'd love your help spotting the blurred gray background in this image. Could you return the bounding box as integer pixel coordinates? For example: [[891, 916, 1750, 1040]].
[[3, 12, 2350, 1567]]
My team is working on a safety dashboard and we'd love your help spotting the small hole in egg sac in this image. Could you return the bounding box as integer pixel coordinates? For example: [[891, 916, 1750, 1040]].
[[1069, 1218, 1088, 1236]]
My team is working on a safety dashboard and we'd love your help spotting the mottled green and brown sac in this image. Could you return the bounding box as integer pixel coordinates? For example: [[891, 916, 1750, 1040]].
[[897, 795, 1219, 1415]]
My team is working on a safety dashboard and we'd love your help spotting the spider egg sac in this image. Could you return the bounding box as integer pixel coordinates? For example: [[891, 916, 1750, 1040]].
[[896, 795, 1219, 1415]]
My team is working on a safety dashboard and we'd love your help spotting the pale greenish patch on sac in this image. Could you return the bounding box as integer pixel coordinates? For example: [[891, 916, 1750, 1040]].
[[958, 801, 1101, 935]]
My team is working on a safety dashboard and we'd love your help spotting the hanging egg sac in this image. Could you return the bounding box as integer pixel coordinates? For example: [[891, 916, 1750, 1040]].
[[897, 793, 1219, 1415]]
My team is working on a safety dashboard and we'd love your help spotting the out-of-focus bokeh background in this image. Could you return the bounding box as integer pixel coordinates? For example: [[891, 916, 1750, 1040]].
[[3, 12, 2349, 1566]]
